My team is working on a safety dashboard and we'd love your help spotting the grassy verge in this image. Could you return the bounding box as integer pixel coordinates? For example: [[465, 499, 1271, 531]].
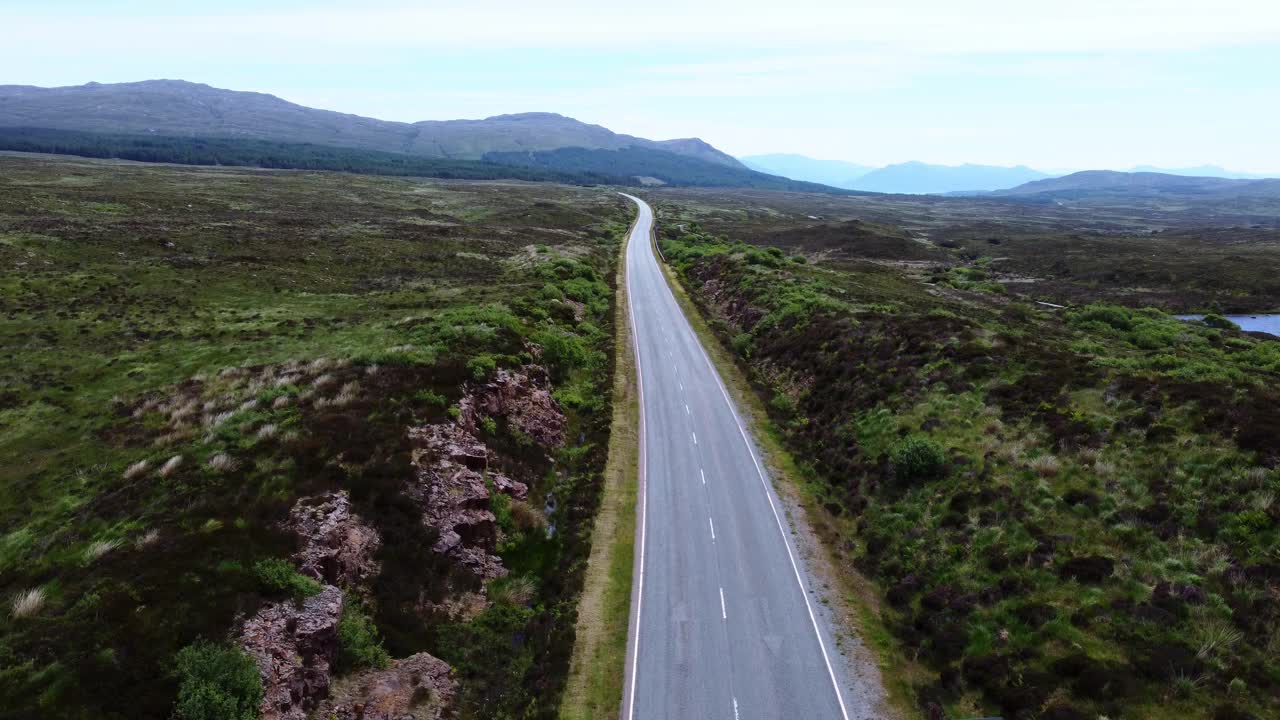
[[651, 218, 919, 720], [560, 201, 641, 720]]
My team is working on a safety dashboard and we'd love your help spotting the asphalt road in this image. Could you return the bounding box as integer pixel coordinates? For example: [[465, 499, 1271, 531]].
[[620, 194, 853, 719]]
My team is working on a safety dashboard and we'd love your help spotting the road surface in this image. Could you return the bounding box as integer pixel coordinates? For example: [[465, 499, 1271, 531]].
[[620, 194, 854, 719]]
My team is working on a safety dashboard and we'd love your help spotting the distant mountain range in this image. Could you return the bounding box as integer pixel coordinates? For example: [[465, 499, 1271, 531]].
[[740, 153, 1275, 194], [740, 154, 874, 188], [849, 161, 1049, 194], [0, 80, 858, 192]]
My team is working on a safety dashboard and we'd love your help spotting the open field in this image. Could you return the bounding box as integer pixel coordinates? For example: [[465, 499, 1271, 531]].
[[650, 188, 1280, 720], [0, 153, 629, 719], [646, 187, 1280, 313]]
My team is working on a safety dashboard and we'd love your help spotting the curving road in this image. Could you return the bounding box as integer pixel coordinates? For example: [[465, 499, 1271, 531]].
[[620, 194, 854, 719]]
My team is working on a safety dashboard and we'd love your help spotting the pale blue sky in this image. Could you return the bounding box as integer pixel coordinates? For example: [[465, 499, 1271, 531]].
[[3, 0, 1279, 172]]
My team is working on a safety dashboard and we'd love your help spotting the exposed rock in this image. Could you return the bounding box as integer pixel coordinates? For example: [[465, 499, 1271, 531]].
[[316, 652, 457, 720], [287, 491, 381, 588], [239, 585, 344, 720], [407, 424, 527, 583], [456, 366, 566, 450]]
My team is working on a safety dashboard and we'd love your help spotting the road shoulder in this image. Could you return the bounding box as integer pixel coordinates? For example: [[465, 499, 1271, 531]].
[[559, 203, 641, 720]]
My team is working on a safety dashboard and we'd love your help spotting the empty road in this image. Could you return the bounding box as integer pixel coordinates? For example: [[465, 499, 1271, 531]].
[[620, 194, 854, 719]]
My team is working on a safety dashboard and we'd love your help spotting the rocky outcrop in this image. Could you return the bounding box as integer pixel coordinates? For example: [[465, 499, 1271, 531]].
[[403, 365, 567, 588], [239, 585, 344, 720], [287, 491, 381, 588], [407, 423, 526, 583], [456, 366, 566, 450], [315, 652, 457, 720]]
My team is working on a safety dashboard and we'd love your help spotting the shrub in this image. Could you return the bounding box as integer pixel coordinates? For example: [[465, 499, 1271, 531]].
[[335, 597, 390, 674], [251, 558, 322, 598], [173, 642, 263, 720], [467, 354, 497, 380], [1202, 313, 1238, 331], [892, 436, 947, 482]]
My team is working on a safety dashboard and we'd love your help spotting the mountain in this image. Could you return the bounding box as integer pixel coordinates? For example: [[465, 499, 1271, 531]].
[[849, 161, 1051, 194], [482, 146, 853, 193], [994, 170, 1280, 199], [739, 153, 874, 188], [1129, 164, 1274, 180], [0, 79, 745, 168]]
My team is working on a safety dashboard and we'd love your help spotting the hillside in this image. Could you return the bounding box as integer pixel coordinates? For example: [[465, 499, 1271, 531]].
[[484, 146, 855, 192], [0, 79, 745, 167], [851, 161, 1050, 194], [998, 170, 1280, 199], [739, 153, 874, 187]]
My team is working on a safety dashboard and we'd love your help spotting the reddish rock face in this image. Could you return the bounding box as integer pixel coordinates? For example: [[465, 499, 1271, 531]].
[[287, 491, 381, 588], [316, 652, 457, 720], [239, 585, 344, 720], [456, 367, 567, 450]]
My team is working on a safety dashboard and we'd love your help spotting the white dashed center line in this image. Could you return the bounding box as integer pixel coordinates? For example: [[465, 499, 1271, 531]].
[[719, 587, 727, 620], [709, 517, 716, 541], [700, 468, 705, 484], [691, 431, 697, 445]]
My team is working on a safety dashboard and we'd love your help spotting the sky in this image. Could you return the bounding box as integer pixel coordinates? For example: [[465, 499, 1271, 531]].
[[3, 0, 1280, 173]]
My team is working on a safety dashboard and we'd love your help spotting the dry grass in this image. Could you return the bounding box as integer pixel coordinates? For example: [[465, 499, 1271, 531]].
[[85, 538, 122, 563], [206, 452, 238, 473], [205, 410, 234, 428], [1028, 454, 1061, 477], [333, 381, 360, 406], [256, 424, 278, 440], [510, 500, 548, 531], [158, 455, 183, 477], [314, 373, 337, 389], [135, 529, 161, 549], [272, 395, 292, 409], [10, 588, 46, 619], [122, 459, 149, 480]]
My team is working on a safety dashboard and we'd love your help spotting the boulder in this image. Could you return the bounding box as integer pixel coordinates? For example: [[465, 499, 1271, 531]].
[[316, 652, 457, 720], [239, 585, 344, 720]]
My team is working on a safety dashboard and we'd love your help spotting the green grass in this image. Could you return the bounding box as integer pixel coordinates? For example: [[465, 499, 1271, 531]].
[[0, 153, 629, 719], [560, 208, 642, 720]]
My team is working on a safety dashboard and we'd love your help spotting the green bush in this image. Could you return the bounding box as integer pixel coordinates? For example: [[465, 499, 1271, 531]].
[[335, 597, 390, 674], [251, 558, 322, 599], [173, 642, 262, 720], [1202, 313, 1238, 330], [892, 435, 947, 482]]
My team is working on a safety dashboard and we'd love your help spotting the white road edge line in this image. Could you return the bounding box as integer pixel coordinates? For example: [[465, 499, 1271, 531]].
[[620, 194, 648, 720], [647, 203, 853, 720], [719, 587, 727, 620]]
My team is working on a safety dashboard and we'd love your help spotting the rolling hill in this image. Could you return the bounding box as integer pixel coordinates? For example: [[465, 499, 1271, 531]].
[[995, 170, 1280, 199], [0, 79, 745, 167]]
